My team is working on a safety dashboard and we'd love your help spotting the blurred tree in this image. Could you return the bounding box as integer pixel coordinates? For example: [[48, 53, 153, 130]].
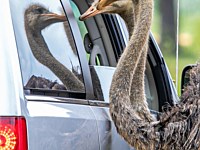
[[159, 0, 176, 54]]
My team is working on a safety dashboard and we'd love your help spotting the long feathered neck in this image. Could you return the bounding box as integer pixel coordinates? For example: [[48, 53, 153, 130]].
[[109, 0, 154, 148], [118, 1, 135, 36], [120, 1, 153, 122], [110, 0, 153, 111], [24, 22, 84, 92]]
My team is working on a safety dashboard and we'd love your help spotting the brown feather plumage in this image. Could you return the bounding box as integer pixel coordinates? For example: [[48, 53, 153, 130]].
[[81, 0, 200, 149]]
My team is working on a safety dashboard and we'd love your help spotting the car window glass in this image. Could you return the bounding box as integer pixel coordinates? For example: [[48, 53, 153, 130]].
[[10, 0, 85, 95]]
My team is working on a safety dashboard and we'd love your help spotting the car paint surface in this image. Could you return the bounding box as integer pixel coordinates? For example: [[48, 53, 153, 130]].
[[0, 0, 25, 116]]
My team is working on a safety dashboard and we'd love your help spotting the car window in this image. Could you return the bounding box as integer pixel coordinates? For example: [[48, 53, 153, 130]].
[[10, 0, 85, 96], [70, 1, 88, 40], [71, 1, 109, 66], [70, 0, 159, 110]]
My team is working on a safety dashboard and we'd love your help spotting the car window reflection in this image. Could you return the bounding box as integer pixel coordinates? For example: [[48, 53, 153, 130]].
[[10, 0, 85, 93]]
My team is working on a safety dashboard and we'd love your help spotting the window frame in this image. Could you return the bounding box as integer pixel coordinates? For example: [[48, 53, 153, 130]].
[[9, 0, 95, 100], [61, 0, 95, 99]]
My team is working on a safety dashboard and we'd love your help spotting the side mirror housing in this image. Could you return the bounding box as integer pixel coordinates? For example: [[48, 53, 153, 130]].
[[181, 64, 195, 94]]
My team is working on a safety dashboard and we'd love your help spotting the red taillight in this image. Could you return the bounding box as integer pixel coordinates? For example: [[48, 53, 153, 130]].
[[0, 117, 27, 150]]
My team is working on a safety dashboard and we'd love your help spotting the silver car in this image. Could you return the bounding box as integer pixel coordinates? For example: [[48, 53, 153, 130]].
[[0, 0, 178, 149]]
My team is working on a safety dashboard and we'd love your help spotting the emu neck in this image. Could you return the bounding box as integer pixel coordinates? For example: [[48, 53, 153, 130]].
[[109, 0, 153, 146], [25, 25, 84, 91], [119, 1, 153, 121], [119, 3, 135, 37], [110, 0, 152, 102]]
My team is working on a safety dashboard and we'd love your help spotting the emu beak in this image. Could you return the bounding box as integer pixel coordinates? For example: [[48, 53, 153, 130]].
[[79, 5, 101, 21], [41, 13, 66, 22], [79, 0, 116, 21]]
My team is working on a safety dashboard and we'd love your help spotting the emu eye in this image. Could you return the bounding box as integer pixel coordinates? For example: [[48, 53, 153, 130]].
[[36, 8, 43, 14]]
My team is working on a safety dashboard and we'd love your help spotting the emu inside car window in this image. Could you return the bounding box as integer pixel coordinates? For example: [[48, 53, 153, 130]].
[[10, 0, 85, 96]]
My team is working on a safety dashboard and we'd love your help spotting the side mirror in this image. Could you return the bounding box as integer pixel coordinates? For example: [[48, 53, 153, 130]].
[[181, 64, 196, 94]]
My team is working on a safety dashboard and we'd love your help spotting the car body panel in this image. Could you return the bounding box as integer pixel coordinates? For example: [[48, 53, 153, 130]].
[[0, 0, 26, 116], [26, 95, 133, 150], [26, 97, 100, 150], [91, 107, 133, 150], [0, 0, 179, 149]]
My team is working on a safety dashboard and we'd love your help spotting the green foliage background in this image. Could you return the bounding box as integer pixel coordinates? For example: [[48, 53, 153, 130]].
[[152, 0, 200, 95]]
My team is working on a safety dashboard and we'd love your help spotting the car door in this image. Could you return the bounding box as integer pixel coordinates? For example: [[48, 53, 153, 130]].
[[71, 0, 178, 149], [10, 0, 100, 149]]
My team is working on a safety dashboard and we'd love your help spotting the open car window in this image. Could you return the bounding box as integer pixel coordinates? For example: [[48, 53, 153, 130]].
[[10, 0, 85, 98], [70, 0, 159, 110]]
